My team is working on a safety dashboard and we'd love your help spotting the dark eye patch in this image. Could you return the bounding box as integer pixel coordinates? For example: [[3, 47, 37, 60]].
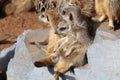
[[62, 10, 66, 15], [60, 27, 66, 31], [69, 13, 73, 21]]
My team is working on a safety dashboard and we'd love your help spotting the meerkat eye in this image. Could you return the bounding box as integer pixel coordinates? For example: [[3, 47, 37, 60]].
[[41, 14, 45, 18], [62, 10, 66, 15], [60, 27, 67, 31], [69, 13, 73, 21], [46, 15, 49, 21], [41, 7, 45, 12]]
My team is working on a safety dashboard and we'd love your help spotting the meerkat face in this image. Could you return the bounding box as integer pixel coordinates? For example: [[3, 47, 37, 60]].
[[38, 13, 49, 23], [61, 6, 74, 24], [55, 21, 71, 36]]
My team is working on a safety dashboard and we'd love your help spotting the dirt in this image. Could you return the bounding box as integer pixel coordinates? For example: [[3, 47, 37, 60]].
[[0, 12, 48, 51]]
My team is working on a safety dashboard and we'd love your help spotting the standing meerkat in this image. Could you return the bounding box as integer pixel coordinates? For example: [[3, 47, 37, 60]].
[[93, 0, 120, 29], [34, 10, 64, 55]]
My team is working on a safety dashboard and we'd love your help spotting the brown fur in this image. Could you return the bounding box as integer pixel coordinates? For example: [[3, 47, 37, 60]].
[[93, 0, 120, 29]]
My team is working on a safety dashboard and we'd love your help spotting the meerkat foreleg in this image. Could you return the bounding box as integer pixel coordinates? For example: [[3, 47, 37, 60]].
[[92, 14, 106, 22], [53, 37, 67, 52], [98, 14, 107, 22], [65, 40, 77, 56]]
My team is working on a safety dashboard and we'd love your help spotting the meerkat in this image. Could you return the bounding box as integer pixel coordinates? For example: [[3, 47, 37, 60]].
[[34, 10, 64, 55], [60, 5, 93, 36], [4, 0, 34, 15], [93, 0, 120, 29]]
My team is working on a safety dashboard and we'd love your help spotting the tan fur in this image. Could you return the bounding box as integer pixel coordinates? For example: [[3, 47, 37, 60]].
[[93, 0, 120, 29]]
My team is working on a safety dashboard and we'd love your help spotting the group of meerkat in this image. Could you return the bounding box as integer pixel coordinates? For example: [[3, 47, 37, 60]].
[[32, 0, 120, 80]]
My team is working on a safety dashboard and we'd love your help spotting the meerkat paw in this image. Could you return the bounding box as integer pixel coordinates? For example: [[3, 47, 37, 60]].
[[108, 22, 114, 30], [108, 26, 114, 30]]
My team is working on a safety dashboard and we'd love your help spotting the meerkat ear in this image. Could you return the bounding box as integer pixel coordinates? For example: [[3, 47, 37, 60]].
[[69, 13, 73, 21]]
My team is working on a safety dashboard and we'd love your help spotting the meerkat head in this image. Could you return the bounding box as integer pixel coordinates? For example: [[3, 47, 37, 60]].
[[61, 7, 74, 24], [38, 13, 49, 23], [55, 21, 71, 36], [61, 5, 88, 30]]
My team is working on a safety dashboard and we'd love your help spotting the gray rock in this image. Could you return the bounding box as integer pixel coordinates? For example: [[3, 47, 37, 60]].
[[0, 44, 15, 80], [5, 22, 120, 80]]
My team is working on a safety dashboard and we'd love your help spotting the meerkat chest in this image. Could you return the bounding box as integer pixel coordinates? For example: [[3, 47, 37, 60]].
[[61, 35, 76, 51]]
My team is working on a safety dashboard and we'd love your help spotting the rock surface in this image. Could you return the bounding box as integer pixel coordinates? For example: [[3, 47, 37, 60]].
[[0, 22, 120, 80]]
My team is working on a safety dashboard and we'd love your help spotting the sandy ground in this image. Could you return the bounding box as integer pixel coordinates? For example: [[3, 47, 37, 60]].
[[0, 12, 48, 51]]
